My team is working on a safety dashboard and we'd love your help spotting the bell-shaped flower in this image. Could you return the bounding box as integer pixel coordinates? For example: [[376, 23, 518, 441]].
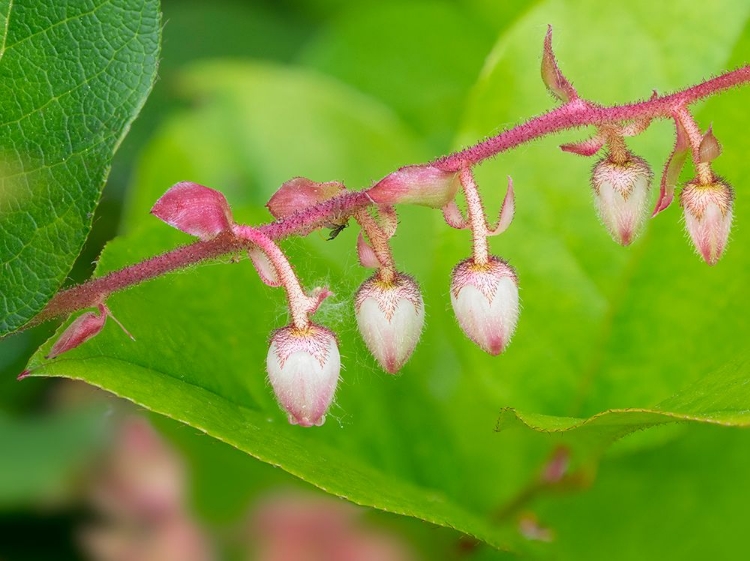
[[680, 179, 734, 265], [450, 257, 519, 355], [591, 155, 653, 245], [354, 273, 424, 374], [151, 182, 234, 240], [266, 324, 340, 427]]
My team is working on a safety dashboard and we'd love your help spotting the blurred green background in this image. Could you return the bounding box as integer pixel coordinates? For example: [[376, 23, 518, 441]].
[[3, 0, 750, 559]]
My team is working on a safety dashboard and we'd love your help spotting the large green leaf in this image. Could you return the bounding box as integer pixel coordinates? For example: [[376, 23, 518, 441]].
[[534, 425, 750, 560], [22, 0, 750, 555], [497, 356, 750, 459], [0, 0, 160, 335]]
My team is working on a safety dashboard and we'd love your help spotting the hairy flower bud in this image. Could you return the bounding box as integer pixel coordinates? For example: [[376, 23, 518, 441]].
[[267, 325, 340, 427], [591, 155, 653, 245], [151, 182, 233, 240], [450, 257, 519, 355], [366, 165, 459, 208], [354, 273, 424, 374], [680, 179, 734, 265]]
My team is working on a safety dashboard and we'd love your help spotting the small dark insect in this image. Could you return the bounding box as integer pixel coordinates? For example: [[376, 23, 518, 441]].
[[325, 219, 349, 240]]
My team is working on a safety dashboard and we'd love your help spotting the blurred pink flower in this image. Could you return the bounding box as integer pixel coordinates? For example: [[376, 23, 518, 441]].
[[81, 417, 214, 561], [248, 493, 416, 561]]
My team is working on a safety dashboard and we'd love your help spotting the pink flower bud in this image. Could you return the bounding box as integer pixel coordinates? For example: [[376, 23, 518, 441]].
[[47, 307, 107, 359], [267, 325, 340, 427], [450, 257, 519, 355], [591, 155, 653, 246], [354, 274, 424, 374], [680, 179, 734, 265], [366, 165, 459, 208], [151, 182, 233, 240], [266, 177, 345, 219]]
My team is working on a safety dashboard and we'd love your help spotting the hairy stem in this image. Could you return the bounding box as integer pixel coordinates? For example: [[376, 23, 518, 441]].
[[459, 167, 490, 266], [26, 65, 750, 327], [353, 209, 396, 283], [675, 107, 714, 184], [435, 66, 750, 171], [233, 225, 313, 330]]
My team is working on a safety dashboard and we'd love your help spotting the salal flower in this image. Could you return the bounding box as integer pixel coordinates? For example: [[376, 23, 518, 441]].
[[591, 155, 653, 245], [267, 325, 340, 427], [680, 179, 734, 265], [450, 257, 519, 355], [354, 273, 424, 374]]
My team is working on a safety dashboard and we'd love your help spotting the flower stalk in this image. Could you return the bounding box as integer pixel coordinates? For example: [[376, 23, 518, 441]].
[[26, 61, 750, 326], [19, 27, 750, 425]]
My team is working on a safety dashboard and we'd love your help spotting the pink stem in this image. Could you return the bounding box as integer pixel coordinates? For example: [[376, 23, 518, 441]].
[[353, 209, 396, 283], [459, 167, 490, 266], [232, 225, 313, 330], [26, 66, 750, 326], [675, 107, 713, 184], [435, 66, 750, 172]]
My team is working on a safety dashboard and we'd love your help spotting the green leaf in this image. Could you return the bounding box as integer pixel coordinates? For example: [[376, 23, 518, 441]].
[[535, 425, 750, 560], [497, 357, 750, 459], [0, 0, 160, 335], [23, 229, 517, 548], [0, 406, 106, 508], [21, 0, 750, 554]]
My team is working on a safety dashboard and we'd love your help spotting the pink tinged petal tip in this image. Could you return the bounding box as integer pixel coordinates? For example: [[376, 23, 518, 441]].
[[680, 179, 734, 265], [450, 257, 520, 355], [377, 205, 399, 238], [267, 325, 341, 427], [266, 177, 345, 219], [47, 308, 108, 359], [249, 246, 282, 287], [591, 155, 653, 246], [151, 182, 234, 240], [560, 135, 605, 157], [698, 126, 721, 164], [357, 233, 380, 268], [354, 274, 425, 374], [653, 118, 690, 217], [442, 200, 469, 229], [541, 25, 577, 102], [487, 176, 515, 236], [308, 287, 334, 315], [366, 165, 459, 208]]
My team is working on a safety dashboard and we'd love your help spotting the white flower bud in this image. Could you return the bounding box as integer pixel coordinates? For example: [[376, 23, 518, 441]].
[[355, 273, 424, 374], [591, 155, 653, 246], [680, 179, 734, 265], [450, 257, 519, 355], [266, 325, 340, 427]]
